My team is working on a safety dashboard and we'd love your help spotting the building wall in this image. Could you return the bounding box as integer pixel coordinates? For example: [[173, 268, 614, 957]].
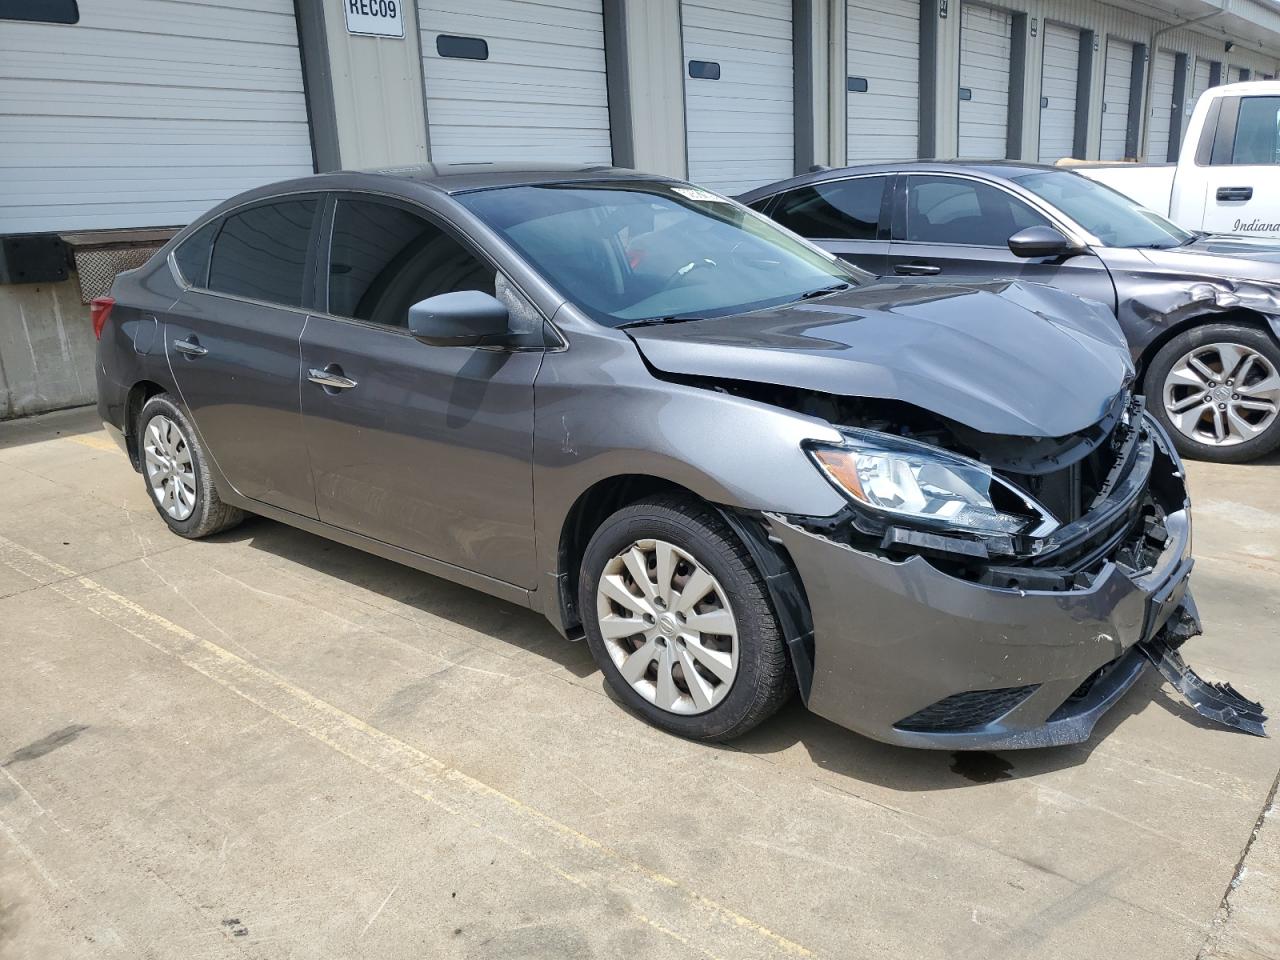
[[0, 279, 95, 420]]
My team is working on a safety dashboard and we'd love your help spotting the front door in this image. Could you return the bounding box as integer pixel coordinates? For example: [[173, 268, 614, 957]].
[[165, 196, 322, 518], [1199, 94, 1280, 239], [889, 174, 1116, 309], [299, 194, 542, 587]]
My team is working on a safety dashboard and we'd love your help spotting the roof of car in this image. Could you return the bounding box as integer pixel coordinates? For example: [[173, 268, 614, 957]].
[[355, 162, 669, 193], [736, 159, 1063, 201]]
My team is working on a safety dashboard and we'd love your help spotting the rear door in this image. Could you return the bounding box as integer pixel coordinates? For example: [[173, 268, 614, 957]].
[[889, 174, 1114, 308], [165, 195, 322, 518], [764, 174, 892, 274], [1198, 94, 1280, 239], [299, 193, 543, 586]]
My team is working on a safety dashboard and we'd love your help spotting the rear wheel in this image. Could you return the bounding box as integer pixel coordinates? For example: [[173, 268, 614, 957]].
[[1145, 323, 1280, 463], [579, 494, 792, 741], [138, 394, 244, 538]]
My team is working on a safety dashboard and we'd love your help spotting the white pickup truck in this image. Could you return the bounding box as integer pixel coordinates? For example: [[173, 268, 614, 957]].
[[1079, 81, 1280, 239]]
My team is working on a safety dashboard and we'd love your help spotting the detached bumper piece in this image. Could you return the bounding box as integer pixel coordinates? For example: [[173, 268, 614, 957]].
[[1140, 637, 1269, 738]]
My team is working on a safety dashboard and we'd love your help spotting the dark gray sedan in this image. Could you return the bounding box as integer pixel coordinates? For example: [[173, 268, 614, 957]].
[[94, 164, 1263, 749], [741, 162, 1280, 464]]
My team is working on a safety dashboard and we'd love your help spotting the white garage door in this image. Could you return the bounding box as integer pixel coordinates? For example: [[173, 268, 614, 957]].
[[1038, 23, 1081, 163], [418, 0, 611, 164], [1227, 65, 1244, 84], [1191, 58, 1213, 109], [682, 0, 794, 194], [0, 0, 313, 233], [1100, 39, 1134, 161], [846, 0, 919, 161], [958, 4, 1012, 159], [1147, 50, 1177, 162]]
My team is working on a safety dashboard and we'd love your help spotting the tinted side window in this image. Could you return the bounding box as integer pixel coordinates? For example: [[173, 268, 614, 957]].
[[1231, 96, 1280, 164], [771, 177, 887, 240], [905, 176, 1048, 246], [173, 220, 218, 288], [207, 198, 319, 307], [327, 198, 495, 328]]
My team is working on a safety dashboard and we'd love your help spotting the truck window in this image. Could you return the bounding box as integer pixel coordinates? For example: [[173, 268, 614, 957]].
[[1231, 97, 1280, 164]]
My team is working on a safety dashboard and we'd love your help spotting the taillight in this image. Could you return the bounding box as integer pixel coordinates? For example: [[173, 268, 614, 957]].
[[90, 297, 115, 340]]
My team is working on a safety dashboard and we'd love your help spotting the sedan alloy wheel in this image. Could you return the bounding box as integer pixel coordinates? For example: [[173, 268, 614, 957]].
[[1162, 341, 1280, 447], [143, 414, 197, 521], [595, 538, 739, 715]]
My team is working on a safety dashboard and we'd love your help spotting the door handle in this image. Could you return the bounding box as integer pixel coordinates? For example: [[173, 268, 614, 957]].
[[307, 366, 358, 390], [1216, 186, 1253, 201], [894, 262, 941, 276], [172, 337, 207, 357]]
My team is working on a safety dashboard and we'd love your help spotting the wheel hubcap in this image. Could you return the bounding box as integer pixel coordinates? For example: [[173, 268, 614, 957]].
[[1163, 342, 1280, 447], [595, 538, 739, 715], [143, 415, 197, 521]]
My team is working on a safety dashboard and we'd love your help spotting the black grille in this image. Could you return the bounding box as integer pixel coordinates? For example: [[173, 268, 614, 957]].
[[896, 684, 1040, 732]]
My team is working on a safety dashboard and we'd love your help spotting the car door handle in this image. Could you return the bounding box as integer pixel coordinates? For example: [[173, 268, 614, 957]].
[[172, 337, 208, 357], [1216, 186, 1253, 201], [307, 367, 358, 390], [894, 263, 941, 276]]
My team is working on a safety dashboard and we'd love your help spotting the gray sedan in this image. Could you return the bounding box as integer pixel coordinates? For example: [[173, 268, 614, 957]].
[[741, 162, 1280, 463], [94, 164, 1263, 748]]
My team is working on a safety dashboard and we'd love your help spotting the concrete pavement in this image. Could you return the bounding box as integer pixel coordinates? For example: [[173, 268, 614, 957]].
[[1, 406, 1278, 960]]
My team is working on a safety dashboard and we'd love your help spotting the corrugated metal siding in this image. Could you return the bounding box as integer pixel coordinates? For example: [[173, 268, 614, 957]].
[[958, 3, 1013, 159], [0, 0, 313, 233], [1039, 23, 1080, 163], [682, 0, 794, 194], [846, 0, 919, 160], [1147, 49, 1177, 162], [1099, 38, 1134, 160], [417, 0, 611, 164]]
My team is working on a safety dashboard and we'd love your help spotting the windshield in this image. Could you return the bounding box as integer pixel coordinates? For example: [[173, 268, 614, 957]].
[[457, 181, 867, 327], [1010, 169, 1194, 249]]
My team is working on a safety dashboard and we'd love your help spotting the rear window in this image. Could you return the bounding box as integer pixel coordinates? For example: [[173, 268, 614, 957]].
[[769, 176, 887, 240], [172, 221, 218, 288], [206, 198, 320, 307]]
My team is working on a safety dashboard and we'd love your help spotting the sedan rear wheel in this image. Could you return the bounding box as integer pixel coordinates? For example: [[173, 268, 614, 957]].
[[137, 394, 244, 538], [580, 494, 792, 741], [1146, 324, 1280, 463]]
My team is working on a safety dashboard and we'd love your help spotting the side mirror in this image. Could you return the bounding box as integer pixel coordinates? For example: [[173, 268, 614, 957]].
[[1008, 225, 1080, 259], [407, 290, 510, 346]]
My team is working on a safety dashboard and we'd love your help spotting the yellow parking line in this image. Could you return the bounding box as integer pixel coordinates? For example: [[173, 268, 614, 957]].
[[0, 533, 815, 960], [69, 433, 118, 453]]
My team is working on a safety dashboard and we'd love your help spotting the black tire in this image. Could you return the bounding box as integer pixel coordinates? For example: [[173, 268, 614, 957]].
[[579, 494, 792, 742], [137, 394, 244, 538], [1144, 323, 1280, 464]]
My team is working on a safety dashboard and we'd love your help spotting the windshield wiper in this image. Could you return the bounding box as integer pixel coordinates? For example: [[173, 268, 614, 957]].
[[794, 282, 853, 302], [617, 315, 705, 329]]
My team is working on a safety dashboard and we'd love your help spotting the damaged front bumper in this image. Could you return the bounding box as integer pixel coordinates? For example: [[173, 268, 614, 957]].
[[769, 417, 1263, 749]]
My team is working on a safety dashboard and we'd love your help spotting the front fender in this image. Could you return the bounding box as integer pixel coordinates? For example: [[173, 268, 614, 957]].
[[531, 322, 847, 627]]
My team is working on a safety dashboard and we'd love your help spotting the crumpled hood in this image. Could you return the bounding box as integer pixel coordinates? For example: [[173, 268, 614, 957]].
[[1144, 235, 1280, 279], [627, 279, 1134, 438]]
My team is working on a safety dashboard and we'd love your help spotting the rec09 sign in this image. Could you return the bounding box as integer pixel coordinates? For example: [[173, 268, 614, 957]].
[[344, 0, 403, 37]]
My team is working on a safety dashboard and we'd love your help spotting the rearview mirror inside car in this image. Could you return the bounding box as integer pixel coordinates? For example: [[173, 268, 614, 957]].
[[1008, 225, 1080, 260], [408, 291, 511, 346]]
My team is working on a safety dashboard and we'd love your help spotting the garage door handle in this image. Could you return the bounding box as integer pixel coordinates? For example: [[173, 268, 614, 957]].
[[894, 263, 941, 276], [307, 367, 358, 390], [1217, 186, 1253, 201], [172, 337, 207, 357]]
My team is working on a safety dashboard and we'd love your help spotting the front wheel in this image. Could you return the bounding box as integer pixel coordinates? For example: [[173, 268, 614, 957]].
[[1144, 323, 1280, 463], [579, 494, 792, 742]]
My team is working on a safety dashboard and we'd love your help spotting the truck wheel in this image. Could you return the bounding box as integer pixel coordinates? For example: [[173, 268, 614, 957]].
[[579, 494, 793, 742], [1144, 323, 1280, 463], [138, 394, 245, 538]]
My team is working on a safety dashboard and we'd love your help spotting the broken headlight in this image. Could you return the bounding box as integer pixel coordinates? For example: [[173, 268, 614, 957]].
[[807, 429, 1060, 539]]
